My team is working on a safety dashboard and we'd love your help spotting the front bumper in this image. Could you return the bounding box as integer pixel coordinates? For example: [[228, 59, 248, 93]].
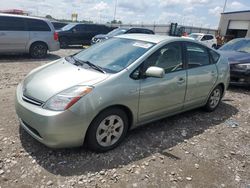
[[230, 69, 250, 86], [15, 84, 90, 148]]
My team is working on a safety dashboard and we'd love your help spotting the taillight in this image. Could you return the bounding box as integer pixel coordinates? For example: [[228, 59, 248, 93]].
[[54, 32, 58, 41]]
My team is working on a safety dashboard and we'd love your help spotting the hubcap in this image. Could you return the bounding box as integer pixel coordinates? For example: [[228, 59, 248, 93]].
[[209, 88, 221, 108], [33, 45, 46, 57], [96, 115, 124, 147]]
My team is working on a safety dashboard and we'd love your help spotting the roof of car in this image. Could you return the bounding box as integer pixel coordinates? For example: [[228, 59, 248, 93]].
[[116, 34, 181, 44], [0, 13, 48, 21], [190, 33, 215, 36], [190, 33, 205, 35]]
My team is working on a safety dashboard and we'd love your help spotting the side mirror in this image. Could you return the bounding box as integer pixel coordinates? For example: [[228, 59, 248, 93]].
[[145, 66, 165, 78]]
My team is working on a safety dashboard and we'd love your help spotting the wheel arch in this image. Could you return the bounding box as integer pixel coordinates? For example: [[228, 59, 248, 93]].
[[93, 104, 133, 129], [84, 104, 134, 143], [29, 41, 48, 53]]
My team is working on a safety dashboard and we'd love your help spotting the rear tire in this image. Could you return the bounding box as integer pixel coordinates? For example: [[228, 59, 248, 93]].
[[29, 42, 48, 58], [204, 85, 222, 112], [86, 108, 129, 152]]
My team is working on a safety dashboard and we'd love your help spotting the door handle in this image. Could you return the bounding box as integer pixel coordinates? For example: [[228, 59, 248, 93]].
[[177, 77, 185, 84], [0, 32, 6, 36], [211, 71, 217, 76]]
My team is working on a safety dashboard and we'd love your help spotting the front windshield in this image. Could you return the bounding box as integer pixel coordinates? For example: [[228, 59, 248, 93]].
[[61, 23, 76, 31], [188, 34, 202, 40], [220, 38, 250, 53], [107, 28, 128, 37], [74, 38, 155, 73]]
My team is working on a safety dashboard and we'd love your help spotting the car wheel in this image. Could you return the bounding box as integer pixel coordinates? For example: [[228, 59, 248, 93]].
[[204, 85, 222, 112], [30, 42, 48, 58], [212, 44, 217, 49], [86, 108, 129, 152], [60, 38, 68, 48]]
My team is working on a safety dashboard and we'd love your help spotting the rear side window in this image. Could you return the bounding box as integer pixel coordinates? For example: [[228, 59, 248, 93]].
[[202, 35, 213, 41], [26, 19, 51, 31], [143, 29, 154, 34], [209, 50, 220, 63], [0, 16, 26, 31], [186, 43, 210, 68]]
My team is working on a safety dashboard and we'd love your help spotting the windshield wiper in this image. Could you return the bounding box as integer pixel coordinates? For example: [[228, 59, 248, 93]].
[[72, 56, 106, 73]]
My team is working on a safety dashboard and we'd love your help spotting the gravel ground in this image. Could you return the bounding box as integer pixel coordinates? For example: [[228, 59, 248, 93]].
[[0, 49, 250, 188]]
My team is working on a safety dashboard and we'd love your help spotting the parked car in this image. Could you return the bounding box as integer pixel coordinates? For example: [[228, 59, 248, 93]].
[[188, 33, 217, 48], [91, 27, 155, 44], [51, 21, 67, 30], [218, 38, 250, 86], [16, 34, 229, 152], [58, 23, 114, 47], [0, 14, 60, 58]]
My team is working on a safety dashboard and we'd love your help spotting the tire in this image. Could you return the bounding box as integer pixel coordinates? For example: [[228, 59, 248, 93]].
[[212, 44, 217, 49], [59, 38, 68, 48], [29, 42, 48, 58], [86, 108, 129, 152], [204, 85, 223, 112]]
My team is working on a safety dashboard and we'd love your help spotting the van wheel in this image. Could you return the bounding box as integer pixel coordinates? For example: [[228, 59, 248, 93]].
[[60, 38, 68, 48], [86, 108, 128, 152], [30, 42, 48, 58], [204, 85, 222, 112]]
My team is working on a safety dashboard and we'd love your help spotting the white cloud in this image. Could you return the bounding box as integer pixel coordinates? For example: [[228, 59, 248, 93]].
[[209, 6, 223, 17], [230, 1, 245, 9]]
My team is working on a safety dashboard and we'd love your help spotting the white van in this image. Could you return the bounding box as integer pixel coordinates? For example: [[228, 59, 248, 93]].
[[0, 14, 60, 58], [187, 33, 217, 48]]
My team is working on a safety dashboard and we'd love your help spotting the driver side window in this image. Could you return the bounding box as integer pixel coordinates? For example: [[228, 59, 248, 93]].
[[144, 42, 183, 74]]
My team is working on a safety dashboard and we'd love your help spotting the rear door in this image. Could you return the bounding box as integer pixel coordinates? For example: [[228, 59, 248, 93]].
[[184, 42, 217, 108], [73, 24, 91, 45], [26, 18, 52, 50], [0, 16, 28, 53]]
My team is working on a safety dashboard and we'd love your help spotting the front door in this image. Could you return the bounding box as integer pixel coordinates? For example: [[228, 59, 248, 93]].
[[138, 42, 187, 122]]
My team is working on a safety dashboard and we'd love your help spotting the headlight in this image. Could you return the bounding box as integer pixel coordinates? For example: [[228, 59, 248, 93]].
[[44, 85, 93, 111], [235, 63, 250, 70]]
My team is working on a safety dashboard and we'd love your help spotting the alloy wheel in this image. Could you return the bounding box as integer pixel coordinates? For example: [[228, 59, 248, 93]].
[[96, 115, 124, 147]]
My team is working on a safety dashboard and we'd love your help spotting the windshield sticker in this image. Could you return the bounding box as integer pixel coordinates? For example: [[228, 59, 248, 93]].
[[133, 42, 153, 49]]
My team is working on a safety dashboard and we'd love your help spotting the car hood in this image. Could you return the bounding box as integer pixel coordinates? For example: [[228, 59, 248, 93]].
[[218, 50, 250, 64], [22, 58, 109, 102]]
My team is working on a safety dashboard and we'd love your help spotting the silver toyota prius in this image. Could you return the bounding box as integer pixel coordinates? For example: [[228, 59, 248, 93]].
[[15, 34, 230, 152]]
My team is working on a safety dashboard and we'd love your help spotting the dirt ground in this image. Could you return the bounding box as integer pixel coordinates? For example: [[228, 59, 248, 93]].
[[0, 49, 250, 188]]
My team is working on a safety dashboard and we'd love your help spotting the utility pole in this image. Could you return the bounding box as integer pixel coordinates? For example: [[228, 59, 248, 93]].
[[223, 0, 228, 13], [113, 0, 118, 21]]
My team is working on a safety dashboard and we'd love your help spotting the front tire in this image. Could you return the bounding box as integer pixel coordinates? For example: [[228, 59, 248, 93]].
[[204, 85, 222, 112], [29, 42, 48, 58], [86, 108, 129, 152]]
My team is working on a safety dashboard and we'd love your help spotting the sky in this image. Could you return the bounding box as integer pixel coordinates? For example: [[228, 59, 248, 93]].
[[1, 0, 250, 28]]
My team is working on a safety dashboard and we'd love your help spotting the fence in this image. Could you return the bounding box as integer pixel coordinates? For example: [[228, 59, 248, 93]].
[[107, 23, 217, 36]]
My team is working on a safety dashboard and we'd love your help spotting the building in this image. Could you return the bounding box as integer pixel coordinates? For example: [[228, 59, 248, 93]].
[[0, 9, 29, 15], [218, 10, 250, 38]]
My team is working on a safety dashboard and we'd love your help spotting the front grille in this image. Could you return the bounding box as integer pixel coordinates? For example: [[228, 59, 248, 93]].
[[22, 94, 44, 106], [22, 120, 42, 139]]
